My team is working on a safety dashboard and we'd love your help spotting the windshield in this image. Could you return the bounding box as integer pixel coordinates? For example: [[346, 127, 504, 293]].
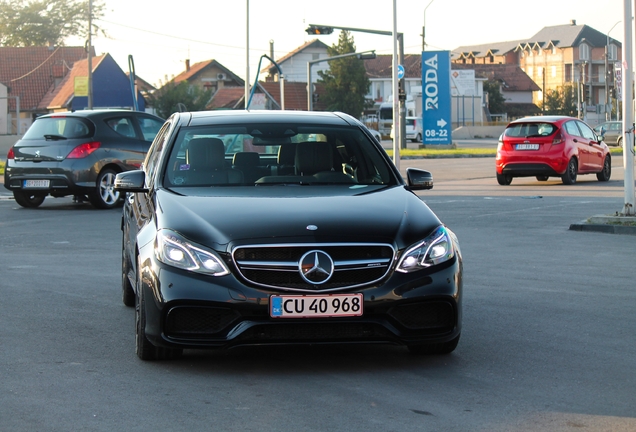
[[163, 124, 397, 188]]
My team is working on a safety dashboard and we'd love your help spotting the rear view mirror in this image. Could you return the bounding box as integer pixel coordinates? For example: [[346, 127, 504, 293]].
[[114, 170, 148, 193], [406, 168, 433, 190]]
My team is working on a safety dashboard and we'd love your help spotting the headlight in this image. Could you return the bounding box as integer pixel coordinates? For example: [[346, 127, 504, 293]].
[[155, 229, 229, 276], [396, 226, 455, 273]]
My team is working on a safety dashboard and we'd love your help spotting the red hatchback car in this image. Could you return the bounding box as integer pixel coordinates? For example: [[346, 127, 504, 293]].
[[496, 116, 611, 185]]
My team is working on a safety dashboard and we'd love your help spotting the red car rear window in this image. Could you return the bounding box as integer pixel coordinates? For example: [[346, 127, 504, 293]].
[[504, 123, 556, 138]]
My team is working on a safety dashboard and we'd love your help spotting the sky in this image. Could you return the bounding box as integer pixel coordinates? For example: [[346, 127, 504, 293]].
[[68, 0, 627, 88]]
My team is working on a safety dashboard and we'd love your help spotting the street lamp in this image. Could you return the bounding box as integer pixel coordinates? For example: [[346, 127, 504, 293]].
[[306, 51, 376, 111], [305, 23, 407, 153], [422, 0, 435, 51], [605, 20, 621, 121]]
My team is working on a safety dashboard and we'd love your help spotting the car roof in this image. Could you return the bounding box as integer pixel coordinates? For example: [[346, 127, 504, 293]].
[[509, 115, 576, 124], [184, 110, 358, 127], [37, 109, 160, 119]]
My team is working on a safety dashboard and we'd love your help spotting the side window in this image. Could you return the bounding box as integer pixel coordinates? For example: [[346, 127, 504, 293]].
[[107, 117, 137, 138], [577, 121, 596, 140], [136, 116, 164, 141], [144, 121, 172, 181], [611, 123, 621, 132], [564, 121, 581, 137]]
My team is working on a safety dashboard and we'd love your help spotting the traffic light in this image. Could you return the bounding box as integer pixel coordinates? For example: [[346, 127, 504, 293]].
[[305, 25, 334, 35], [583, 84, 590, 104]]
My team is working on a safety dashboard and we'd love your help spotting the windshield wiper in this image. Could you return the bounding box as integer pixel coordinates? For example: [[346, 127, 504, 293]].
[[43, 134, 67, 140]]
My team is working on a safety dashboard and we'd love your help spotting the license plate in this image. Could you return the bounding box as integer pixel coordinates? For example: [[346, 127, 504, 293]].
[[270, 293, 363, 318], [516, 144, 540, 150], [23, 179, 50, 188]]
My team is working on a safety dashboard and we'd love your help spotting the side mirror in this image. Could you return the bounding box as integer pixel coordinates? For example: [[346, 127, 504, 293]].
[[406, 168, 433, 190], [597, 126, 606, 138], [114, 170, 148, 193]]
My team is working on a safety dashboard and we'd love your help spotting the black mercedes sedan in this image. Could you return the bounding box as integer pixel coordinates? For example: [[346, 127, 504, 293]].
[[4, 109, 164, 208], [115, 110, 462, 360]]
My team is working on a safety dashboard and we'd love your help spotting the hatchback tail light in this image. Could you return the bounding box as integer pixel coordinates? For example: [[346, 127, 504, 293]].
[[67, 141, 101, 159], [7, 147, 14, 159], [552, 131, 564, 145]]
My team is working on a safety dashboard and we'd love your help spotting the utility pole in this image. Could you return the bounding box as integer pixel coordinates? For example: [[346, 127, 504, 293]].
[[87, 0, 93, 109]]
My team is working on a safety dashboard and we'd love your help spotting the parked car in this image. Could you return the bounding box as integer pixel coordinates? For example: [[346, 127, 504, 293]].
[[495, 116, 611, 185], [593, 121, 622, 146], [368, 128, 382, 143], [390, 117, 423, 142], [3, 109, 164, 209], [115, 110, 463, 360]]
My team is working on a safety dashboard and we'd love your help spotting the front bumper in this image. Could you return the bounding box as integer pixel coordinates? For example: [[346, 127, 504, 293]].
[[138, 255, 463, 350]]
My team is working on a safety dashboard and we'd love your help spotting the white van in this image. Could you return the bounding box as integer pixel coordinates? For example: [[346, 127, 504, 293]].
[[390, 117, 423, 142]]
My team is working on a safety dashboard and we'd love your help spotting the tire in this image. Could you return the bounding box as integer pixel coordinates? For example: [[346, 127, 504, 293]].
[[121, 232, 135, 307], [536, 175, 549, 181], [596, 155, 612, 182], [89, 169, 121, 209], [408, 334, 460, 355], [496, 173, 512, 185], [13, 191, 46, 208], [561, 158, 578, 185], [135, 257, 182, 361], [617, 137, 623, 148]]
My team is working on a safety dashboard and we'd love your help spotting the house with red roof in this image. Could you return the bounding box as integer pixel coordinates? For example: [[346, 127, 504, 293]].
[[169, 59, 244, 95], [0, 46, 91, 133]]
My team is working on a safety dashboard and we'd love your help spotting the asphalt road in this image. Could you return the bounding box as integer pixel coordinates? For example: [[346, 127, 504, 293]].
[[1, 159, 635, 431]]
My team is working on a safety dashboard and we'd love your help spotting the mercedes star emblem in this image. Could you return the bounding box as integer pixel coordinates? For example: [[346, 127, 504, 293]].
[[299, 250, 334, 284]]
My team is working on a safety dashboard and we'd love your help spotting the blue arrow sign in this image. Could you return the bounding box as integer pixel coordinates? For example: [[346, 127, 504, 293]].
[[397, 64, 405, 80]]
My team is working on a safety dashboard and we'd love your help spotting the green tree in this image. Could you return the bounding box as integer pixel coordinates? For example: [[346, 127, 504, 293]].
[[0, 0, 105, 47], [483, 79, 506, 114], [540, 84, 577, 116], [317, 30, 370, 117], [149, 80, 212, 119]]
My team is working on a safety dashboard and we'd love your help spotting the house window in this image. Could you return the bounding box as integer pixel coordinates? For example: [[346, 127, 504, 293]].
[[312, 53, 320, 60], [579, 43, 590, 60], [551, 65, 557, 77], [609, 44, 618, 61], [552, 46, 558, 55]]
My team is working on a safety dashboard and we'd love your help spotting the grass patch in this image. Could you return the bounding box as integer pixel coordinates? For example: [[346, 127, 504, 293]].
[[0, 160, 4, 175]]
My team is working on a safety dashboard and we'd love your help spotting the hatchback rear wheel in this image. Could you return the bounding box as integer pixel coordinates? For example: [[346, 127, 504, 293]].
[[89, 169, 121, 209], [13, 191, 46, 208], [596, 155, 611, 182], [496, 173, 512, 185], [561, 158, 578, 185]]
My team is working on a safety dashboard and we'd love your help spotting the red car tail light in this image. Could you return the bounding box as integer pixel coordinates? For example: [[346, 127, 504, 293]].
[[552, 131, 564, 145], [67, 141, 101, 159], [7, 147, 14, 159]]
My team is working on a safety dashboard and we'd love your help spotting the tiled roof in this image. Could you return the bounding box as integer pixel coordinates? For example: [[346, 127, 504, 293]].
[[452, 40, 524, 59], [207, 87, 245, 110], [207, 82, 327, 111], [125, 72, 156, 93], [364, 54, 422, 79], [528, 24, 619, 48], [451, 63, 540, 92], [171, 59, 244, 87], [0, 46, 90, 111], [40, 55, 107, 110]]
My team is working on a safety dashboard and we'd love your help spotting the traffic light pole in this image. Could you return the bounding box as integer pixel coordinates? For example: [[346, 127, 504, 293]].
[[306, 24, 406, 152]]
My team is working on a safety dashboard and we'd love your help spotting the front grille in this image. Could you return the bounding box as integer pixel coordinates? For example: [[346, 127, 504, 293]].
[[165, 306, 240, 337], [388, 301, 454, 330], [233, 243, 395, 292], [236, 322, 393, 342]]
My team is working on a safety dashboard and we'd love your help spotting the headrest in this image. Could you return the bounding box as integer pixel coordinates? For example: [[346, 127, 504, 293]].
[[187, 137, 225, 170], [277, 143, 297, 165], [233, 151, 260, 168], [295, 142, 333, 175]]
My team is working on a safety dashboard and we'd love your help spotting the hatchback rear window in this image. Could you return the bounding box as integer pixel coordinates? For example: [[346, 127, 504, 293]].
[[23, 117, 93, 140], [504, 123, 556, 138]]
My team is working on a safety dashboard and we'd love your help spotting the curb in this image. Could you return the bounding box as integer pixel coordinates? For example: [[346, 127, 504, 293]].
[[569, 221, 636, 236]]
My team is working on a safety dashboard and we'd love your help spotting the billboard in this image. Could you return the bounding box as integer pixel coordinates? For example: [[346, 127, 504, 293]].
[[422, 51, 452, 145]]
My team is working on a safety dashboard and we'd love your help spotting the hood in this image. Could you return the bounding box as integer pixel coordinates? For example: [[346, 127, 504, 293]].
[[155, 185, 441, 251]]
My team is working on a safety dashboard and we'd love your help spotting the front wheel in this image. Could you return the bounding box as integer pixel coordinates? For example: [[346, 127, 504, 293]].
[[496, 173, 512, 185], [13, 191, 46, 208], [596, 155, 611, 182], [561, 158, 578, 185], [89, 169, 121, 209]]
